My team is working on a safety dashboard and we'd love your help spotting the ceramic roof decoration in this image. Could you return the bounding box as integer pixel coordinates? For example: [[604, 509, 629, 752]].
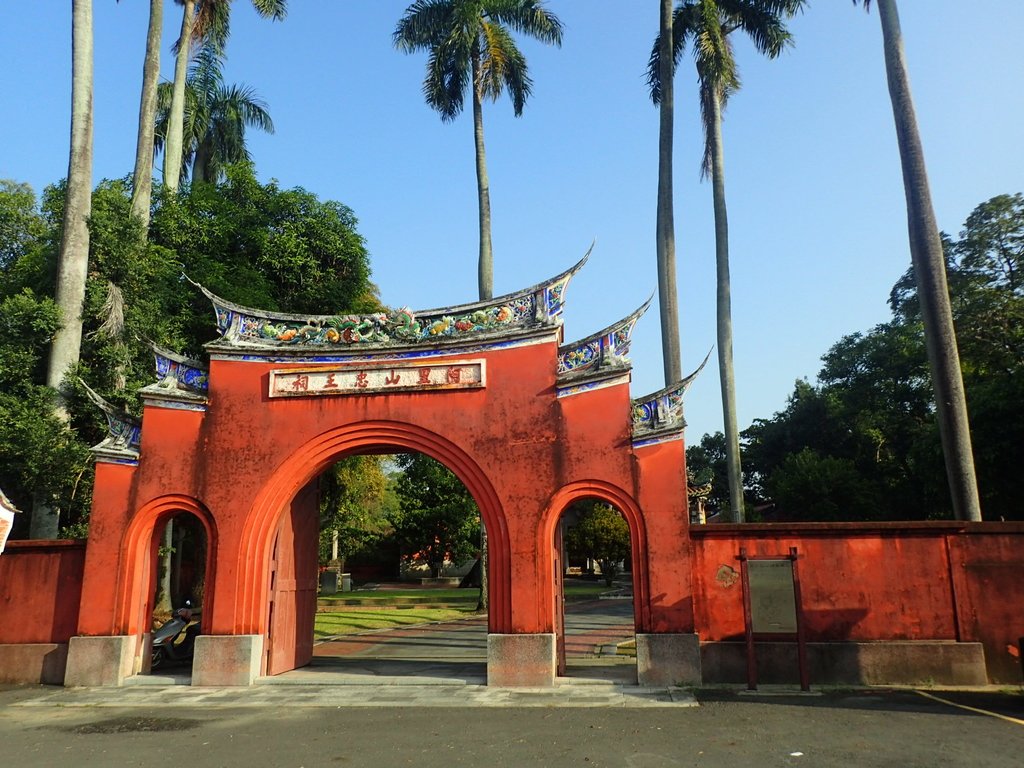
[[80, 380, 142, 462], [195, 247, 591, 356], [630, 351, 711, 444], [556, 296, 652, 381]]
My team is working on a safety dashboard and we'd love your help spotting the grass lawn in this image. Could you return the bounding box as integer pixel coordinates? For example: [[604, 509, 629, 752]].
[[321, 588, 473, 602], [313, 606, 480, 639], [317, 582, 612, 606]]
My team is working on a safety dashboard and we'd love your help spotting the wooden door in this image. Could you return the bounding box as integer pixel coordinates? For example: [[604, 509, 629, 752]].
[[554, 523, 566, 676], [265, 481, 320, 676]]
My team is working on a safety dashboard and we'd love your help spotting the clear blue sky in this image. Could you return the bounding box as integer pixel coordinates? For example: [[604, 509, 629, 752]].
[[2, 2, 1022, 442]]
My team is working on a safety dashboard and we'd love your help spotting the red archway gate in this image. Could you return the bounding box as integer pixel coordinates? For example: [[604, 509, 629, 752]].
[[65, 252, 703, 687]]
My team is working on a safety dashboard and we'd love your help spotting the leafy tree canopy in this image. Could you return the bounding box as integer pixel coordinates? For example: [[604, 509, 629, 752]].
[[318, 456, 397, 566], [389, 453, 479, 578], [0, 166, 378, 536], [565, 501, 630, 586], [732, 193, 1024, 522]]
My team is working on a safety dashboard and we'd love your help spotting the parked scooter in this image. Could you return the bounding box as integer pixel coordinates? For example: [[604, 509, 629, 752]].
[[150, 601, 200, 670]]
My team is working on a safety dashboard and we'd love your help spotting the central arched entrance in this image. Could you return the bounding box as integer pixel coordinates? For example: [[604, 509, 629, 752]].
[[236, 421, 510, 678]]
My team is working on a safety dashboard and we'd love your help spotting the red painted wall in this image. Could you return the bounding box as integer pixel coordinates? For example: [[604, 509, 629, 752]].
[[948, 526, 1024, 682], [0, 540, 85, 644], [692, 522, 1024, 682]]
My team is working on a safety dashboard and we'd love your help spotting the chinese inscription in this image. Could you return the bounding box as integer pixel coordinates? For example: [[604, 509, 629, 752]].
[[268, 360, 486, 398], [747, 559, 798, 634]]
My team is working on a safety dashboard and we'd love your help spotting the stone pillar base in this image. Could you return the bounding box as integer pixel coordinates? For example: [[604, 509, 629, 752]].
[[487, 633, 555, 687], [0, 643, 68, 685], [192, 635, 263, 686], [64, 635, 136, 687], [636, 633, 702, 687]]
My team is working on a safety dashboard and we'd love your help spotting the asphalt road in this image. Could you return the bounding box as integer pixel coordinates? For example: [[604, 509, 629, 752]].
[[2, 685, 1022, 768]]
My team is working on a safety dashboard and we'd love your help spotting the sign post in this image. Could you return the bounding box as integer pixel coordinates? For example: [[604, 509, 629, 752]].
[[738, 546, 809, 691]]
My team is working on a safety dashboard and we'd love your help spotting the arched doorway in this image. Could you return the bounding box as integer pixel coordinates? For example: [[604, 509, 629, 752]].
[[263, 450, 491, 680], [545, 482, 648, 683], [115, 496, 216, 679], [237, 422, 509, 678]]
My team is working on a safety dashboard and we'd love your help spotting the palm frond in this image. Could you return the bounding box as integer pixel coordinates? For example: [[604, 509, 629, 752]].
[[192, 0, 230, 53], [394, 0, 458, 51], [718, 0, 804, 58], [479, 21, 532, 114], [251, 0, 287, 21], [485, 0, 564, 47], [424, 38, 470, 120], [647, 2, 699, 105]]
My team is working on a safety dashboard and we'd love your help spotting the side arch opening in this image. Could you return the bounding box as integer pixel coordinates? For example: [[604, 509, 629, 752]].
[[541, 481, 650, 682], [117, 495, 217, 678]]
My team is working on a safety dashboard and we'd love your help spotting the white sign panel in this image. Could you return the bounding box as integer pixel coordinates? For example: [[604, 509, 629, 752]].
[[269, 359, 486, 398], [0, 508, 14, 555]]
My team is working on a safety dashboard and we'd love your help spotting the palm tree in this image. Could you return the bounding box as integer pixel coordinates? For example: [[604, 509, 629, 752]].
[[127, 0, 163, 229], [852, 0, 981, 521], [163, 0, 286, 194], [37, 0, 94, 539], [656, 0, 681, 385], [648, 0, 803, 523], [154, 43, 274, 185], [164, 0, 197, 194], [394, 0, 563, 301]]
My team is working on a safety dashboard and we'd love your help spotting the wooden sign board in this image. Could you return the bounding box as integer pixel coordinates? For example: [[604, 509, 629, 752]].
[[268, 360, 486, 398], [739, 547, 809, 691], [747, 559, 798, 634]]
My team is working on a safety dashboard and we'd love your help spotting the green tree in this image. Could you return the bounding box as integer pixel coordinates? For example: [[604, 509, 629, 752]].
[[649, 0, 805, 522], [686, 431, 733, 516], [155, 43, 275, 185], [163, 0, 286, 193], [765, 448, 883, 522], [565, 502, 631, 587], [1, 169, 379, 537], [852, 0, 981, 521], [319, 456, 394, 569], [654, 0, 681, 384], [124, 0, 163, 230], [38, 0, 94, 538], [0, 289, 93, 539], [390, 453, 479, 578], [0, 181, 47, 269], [394, 0, 563, 301]]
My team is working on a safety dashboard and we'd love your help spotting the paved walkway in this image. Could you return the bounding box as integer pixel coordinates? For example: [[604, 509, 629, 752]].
[[276, 597, 637, 685]]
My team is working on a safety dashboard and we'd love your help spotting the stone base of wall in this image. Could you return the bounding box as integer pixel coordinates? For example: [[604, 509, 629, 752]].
[[701, 640, 988, 687], [0, 643, 68, 685], [487, 633, 555, 687], [636, 633, 702, 687], [192, 635, 264, 686], [64, 635, 136, 687]]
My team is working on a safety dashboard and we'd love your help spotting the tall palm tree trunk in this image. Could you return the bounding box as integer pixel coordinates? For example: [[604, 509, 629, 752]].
[[706, 83, 744, 523], [192, 138, 214, 185], [471, 51, 494, 301], [471, 49, 491, 610], [656, 0, 681, 383], [36, 0, 94, 539], [164, 0, 196, 194], [875, 0, 981, 521], [130, 0, 162, 228]]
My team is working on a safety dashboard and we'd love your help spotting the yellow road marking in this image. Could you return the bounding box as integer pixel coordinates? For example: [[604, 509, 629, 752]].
[[914, 690, 1024, 727]]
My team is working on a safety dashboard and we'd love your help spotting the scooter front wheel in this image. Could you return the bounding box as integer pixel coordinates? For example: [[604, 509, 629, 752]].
[[151, 647, 165, 670]]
